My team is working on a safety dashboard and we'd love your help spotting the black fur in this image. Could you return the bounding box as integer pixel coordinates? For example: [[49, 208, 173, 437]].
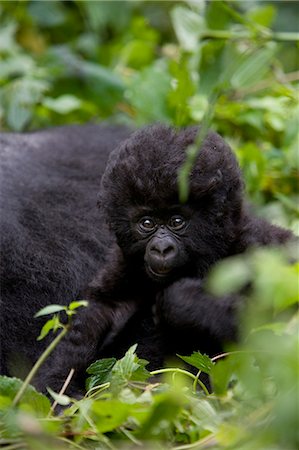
[[0, 124, 131, 377], [0, 123, 293, 396]]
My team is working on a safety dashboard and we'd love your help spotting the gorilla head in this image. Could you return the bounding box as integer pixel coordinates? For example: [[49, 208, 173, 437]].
[[99, 124, 244, 282]]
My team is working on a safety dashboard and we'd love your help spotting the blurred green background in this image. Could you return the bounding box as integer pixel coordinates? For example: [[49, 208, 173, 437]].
[[0, 0, 298, 231]]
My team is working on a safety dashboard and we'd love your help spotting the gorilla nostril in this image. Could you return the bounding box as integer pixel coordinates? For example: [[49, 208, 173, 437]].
[[150, 242, 176, 258], [161, 244, 175, 257]]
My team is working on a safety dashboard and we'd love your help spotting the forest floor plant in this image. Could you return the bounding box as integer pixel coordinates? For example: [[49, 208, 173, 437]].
[[0, 246, 298, 450]]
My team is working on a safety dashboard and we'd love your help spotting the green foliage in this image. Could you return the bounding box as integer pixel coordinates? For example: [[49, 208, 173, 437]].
[[35, 300, 88, 340], [1, 246, 298, 449], [0, 0, 298, 225], [178, 352, 214, 375], [0, 377, 51, 417], [86, 344, 150, 394], [0, 2, 298, 448]]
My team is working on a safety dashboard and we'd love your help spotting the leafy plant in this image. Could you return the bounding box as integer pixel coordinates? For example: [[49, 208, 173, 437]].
[[1, 0, 298, 225], [1, 244, 297, 449], [0, 1, 298, 448]]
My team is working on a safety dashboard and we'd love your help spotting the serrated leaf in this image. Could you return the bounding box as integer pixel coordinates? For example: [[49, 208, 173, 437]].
[[34, 304, 66, 318], [112, 344, 139, 380], [130, 358, 150, 383], [0, 376, 50, 416], [109, 345, 151, 393], [86, 358, 116, 391], [178, 352, 214, 374]]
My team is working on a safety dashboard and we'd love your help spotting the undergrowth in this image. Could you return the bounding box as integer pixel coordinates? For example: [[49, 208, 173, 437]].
[[0, 246, 298, 450]]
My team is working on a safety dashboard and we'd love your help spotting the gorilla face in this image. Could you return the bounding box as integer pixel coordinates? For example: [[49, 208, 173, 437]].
[[134, 210, 190, 282], [99, 124, 245, 281]]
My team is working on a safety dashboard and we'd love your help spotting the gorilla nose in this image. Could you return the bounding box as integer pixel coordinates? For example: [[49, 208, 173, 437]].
[[145, 235, 179, 277], [148, 236, 177, 265], [148, 237, 177, 261]]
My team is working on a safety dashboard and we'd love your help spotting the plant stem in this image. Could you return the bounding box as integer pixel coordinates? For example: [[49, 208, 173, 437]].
[[12, 326, 68, 407], [49, 367, 75, 416], [200, 29, 299, 42], [150, 367, 210, 396], [178, 89, 219, 203]]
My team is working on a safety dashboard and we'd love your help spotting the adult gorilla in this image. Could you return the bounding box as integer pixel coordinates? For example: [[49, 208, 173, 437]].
[[0, 124, 131, 377], [0, 123, 293, 397]]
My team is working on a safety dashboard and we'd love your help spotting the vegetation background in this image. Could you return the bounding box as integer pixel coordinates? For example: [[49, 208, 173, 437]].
[[0, 1, 298, 449]]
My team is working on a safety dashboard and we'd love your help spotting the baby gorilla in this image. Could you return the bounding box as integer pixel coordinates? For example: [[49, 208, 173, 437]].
[[34, 124, 293, 397]]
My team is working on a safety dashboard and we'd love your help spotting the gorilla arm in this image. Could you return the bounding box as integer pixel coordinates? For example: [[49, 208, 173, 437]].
[[156, 277, 242, 355], [34, 296, 139, 397], [34, 245, 139, 397]]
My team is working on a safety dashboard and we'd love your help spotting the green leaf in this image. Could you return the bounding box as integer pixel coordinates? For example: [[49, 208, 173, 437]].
[[121, 40, 156, 69], [86, 358, 116, 391], [275, 193, 299, 215], [247, 5, 276, 28], [7, 99, 32, 132], [210, 358, 235, 396], [43, 95, 82, 114], [252, 250, 299, 312], [3, 78, 48, 131], [91, 399, 131, 433], [0, 376, 50, 416], [28, 0, 66, 27], [206, 256, 252, 296], [171, 6, 206, 51], [0, 55, 34, 79], [34, 304, 66, 318], [129, 359, 150, 383], [178, 352, 214, 375], [138, 391, 185, 439], [37, 316, 62, 341], [251, 322, 287, 336], [0, 23, 18, 53], [230, 43, 277, 89], [112, 344, 140, 380], [78, 61, 124, 90], [109, 345, 150, 393], [68, 300, 88, 310], [126, 64, 171, 124], [47, 387, 71, 406], [189, 94, 209, 122]]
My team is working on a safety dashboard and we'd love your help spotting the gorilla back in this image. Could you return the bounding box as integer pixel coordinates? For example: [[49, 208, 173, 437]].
[[0, 123, 131, 377]]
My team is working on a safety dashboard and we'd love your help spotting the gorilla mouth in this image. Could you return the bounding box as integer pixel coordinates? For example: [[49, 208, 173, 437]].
[[146, 264, 173, 280]]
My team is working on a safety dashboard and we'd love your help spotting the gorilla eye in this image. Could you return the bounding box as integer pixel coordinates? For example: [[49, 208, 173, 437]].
[[139, 217, 156, 232], [168, 215, 186, 231]]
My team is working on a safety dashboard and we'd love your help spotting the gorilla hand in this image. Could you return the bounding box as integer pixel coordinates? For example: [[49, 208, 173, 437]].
[[156, 278, 240, 346]]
